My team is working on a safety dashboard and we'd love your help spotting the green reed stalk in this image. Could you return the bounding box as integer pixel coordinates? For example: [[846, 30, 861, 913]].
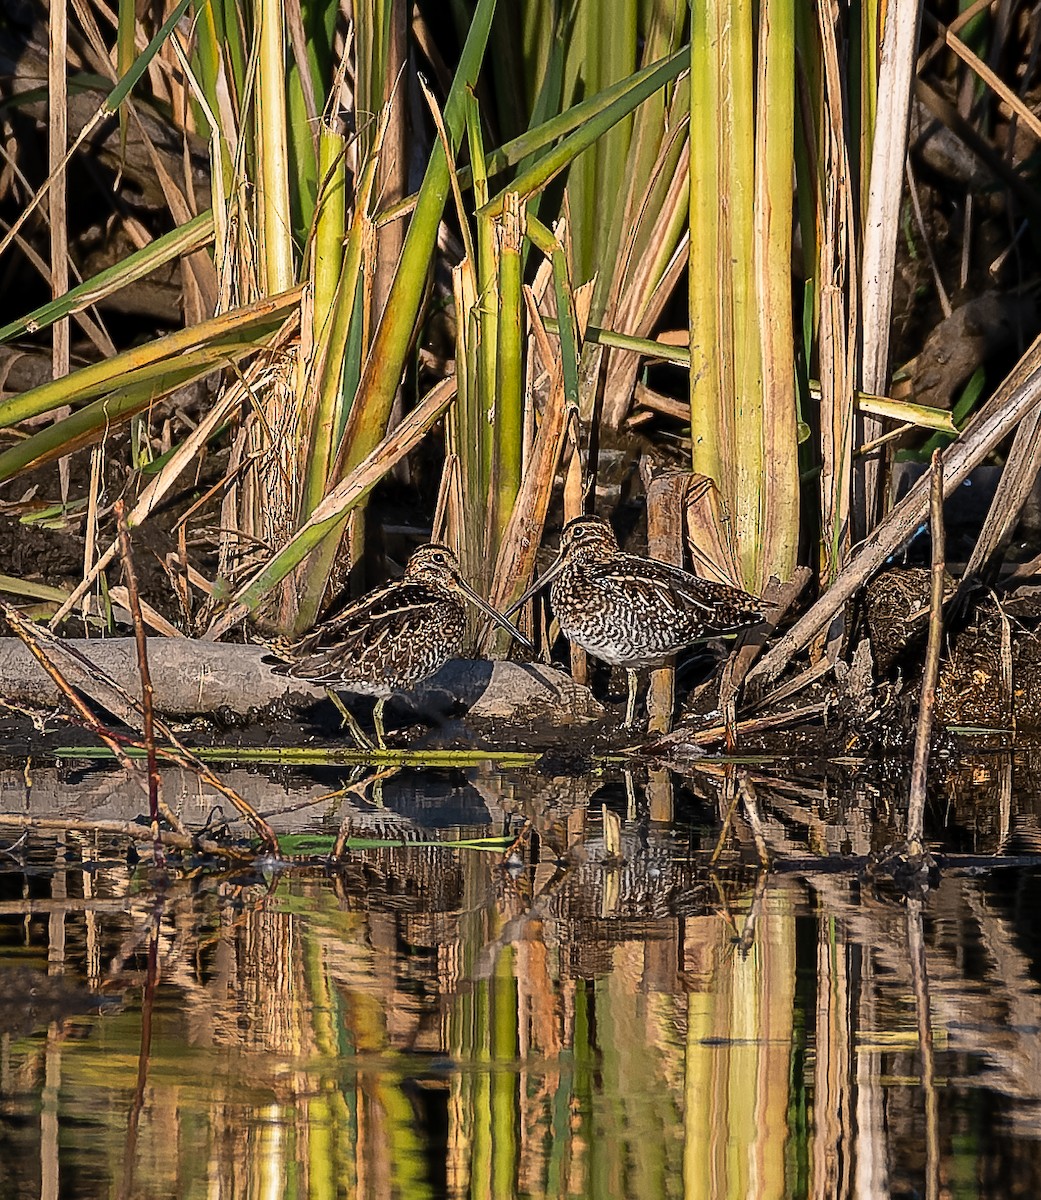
[[0, 212, 214, 344], [335, 0, 498, 480], [754, 0, 799, 586], [312, 126, 347, 346], [294, 123, 389, 631], [688, 2, 725, 489], [481, 48, 688, 219], [688, 0, 799, 592], [491, 947, 519, 1197], [729, 0, 763, 586], [526, 215, 580, 406], [0, 357, 228, 481], [0, 289, 301, 430], [468, 95, 498, 513], [379, 48, 690, 225], [491, 194, 524, 553], [301, 123, 348, 521], [255, 0, 294, 293], [116, 0, 134, 153]]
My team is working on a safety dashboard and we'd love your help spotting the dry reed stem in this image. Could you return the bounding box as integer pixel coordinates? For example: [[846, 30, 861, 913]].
[[859, 0, 923, 518], [925, 12, 1041, 142], [482, 369, 569, 622], [115, 501, 164, 867], [907, 450, 945, 851], [206, 375, 457, 638], [957, 404, 1041, 595], [48, 0, 70, 501], [664, 700, 829, 748], [816, 0, 858, 584], [915, 0, 992, 72], [46, 319, 300, 630]]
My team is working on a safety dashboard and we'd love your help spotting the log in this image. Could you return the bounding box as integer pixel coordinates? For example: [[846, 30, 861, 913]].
[[0, 638, 603, 726]]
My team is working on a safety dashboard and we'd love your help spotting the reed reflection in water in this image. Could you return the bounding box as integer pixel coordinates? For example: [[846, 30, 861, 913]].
[[0, 765, 1040, 1197]]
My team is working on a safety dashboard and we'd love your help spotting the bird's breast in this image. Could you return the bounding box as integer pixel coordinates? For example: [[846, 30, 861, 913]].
[[549, 561, 708, 667]]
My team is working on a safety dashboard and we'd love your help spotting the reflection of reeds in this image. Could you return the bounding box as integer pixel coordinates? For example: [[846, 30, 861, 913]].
[[11, 767, 1041, 1196]]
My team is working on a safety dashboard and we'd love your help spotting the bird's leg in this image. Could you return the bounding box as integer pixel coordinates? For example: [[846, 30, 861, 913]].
[[372, 698, 388, 749], [325, 688, 373, 750], [623, 669, 639, 729]]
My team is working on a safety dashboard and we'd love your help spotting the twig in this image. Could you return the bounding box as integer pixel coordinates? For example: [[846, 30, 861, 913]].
[[657, 700, 828, 749], [115, 500, 163, 867], [737, 868, 770, 952], [117, 906, 161, 1200], [907, 450, 945, 851], [737, 772, 771, 868], [0, 602, 277, 850], [0, 813, 254, 860], [907, 898, 940, 1200], [709, 778, 742, 866], [0, 601, 184, 836]]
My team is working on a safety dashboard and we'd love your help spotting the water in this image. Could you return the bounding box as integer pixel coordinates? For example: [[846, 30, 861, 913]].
[[1, 757, 1041, 1198]]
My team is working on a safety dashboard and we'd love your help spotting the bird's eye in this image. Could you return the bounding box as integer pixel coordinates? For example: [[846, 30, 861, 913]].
[[433, 551, 446, 563], [573, 526, 586, 539]]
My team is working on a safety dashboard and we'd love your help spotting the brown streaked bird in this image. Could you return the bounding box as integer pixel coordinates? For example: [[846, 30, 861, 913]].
[[507, 515, 764, 728], [269, 544, 530, 747]]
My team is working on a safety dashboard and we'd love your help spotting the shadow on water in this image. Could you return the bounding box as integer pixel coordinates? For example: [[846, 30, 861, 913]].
[[2, 754, 1041, 1197]]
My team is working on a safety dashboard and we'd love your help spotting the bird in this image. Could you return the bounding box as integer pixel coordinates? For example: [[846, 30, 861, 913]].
[[507, 515, 764, 728], [268, 543, 531, 747]]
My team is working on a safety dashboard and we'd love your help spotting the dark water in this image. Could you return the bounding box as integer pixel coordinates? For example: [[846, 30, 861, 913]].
[[2, 756, 1041, 1198]]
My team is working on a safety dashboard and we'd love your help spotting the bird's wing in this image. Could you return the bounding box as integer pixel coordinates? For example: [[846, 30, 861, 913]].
[[600, 556, 763, 627], [285, 583, 445, 677]]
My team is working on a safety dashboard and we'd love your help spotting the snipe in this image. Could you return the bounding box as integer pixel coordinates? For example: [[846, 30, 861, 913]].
[[270, 544, 529, 746], [508, 515, 764, 727]]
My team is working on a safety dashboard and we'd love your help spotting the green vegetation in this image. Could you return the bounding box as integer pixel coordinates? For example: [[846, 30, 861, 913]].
[[1, 1, 1038, 671]]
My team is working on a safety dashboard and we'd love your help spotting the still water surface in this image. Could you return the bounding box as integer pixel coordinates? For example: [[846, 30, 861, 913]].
[[1, 758, 1041, 1198]]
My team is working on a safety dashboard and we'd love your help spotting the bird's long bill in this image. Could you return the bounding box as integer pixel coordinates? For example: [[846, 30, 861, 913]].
[[504, 552, 567, 618], [456, 578, 534, 650]]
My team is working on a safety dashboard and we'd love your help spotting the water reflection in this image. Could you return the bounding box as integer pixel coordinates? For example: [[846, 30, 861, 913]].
[[1, 761, 1041, 1196]]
